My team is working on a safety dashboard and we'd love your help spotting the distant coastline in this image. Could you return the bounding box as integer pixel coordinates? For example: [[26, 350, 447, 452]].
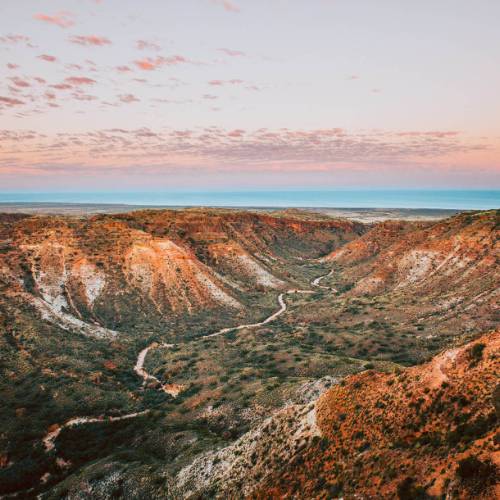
[[0, 190, 498, 211]]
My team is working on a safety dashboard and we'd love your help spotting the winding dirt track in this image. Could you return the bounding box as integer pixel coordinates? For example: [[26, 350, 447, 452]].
[[41, 269, 335, 454], [43, 412, 150, 452]]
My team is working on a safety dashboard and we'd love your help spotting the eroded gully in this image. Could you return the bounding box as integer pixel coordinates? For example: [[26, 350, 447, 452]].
[[42, 269, 336, 452]]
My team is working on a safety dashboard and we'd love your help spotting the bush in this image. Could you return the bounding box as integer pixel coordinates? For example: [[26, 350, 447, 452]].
[[396, 477, 429, 499], [493, 383, 500, 418], [468, 343, 485, 366], [456, 456, 498, 493], [446, 411, 496, 446]]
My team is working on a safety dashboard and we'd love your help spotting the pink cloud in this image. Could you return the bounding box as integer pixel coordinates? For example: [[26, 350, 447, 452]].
[[50, 83, 73, 90], [347, 75, 360, 80], [397, 131, 460, 138], [208, 79, 244, 86], [218, 48, 245, 57], [0, 96, 24, 106], [136, 40, 161, 51], [69, 35, 111, 46], [161, 55, 189, 65], [0, 34, 32, 45], [38, 54, 57, 62], [7, 63, 19, 69], [1, 127, 491, 190], [33, 77, 46, 84], [116, 65, 132, 73], [65, 76, 96, 85], [228, 129, 245, 137], [202, 94, 218, 100], [9, 77, 31, 88], [133, 55, 189, 71], [34, 12, 74, 29], [71, 92, 97, 101], [119, 94, 140, 103], [134, 58, 160, 71]]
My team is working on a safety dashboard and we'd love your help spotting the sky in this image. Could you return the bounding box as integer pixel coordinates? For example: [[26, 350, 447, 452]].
[[1, 0, 499, 191]]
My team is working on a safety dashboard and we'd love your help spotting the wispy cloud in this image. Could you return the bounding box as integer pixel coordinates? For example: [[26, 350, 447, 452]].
[[38, 54, 57, 62], [0, 96, 25, 107], [65, 76, 96, 85], [0, 34, 32, 45], [136, 40, 161, 51], [34, 12, 74, 28], [0, 127, 484, 171], [208, 79, 244, 86], [218, 48, 245, 57], [8, 77, 31, 88], [50, 83, 73, 90], [69, 35, 111, 46], [116, 65, 132, 73], [119, 94, 140, 103], [133, 55, 189, 70]]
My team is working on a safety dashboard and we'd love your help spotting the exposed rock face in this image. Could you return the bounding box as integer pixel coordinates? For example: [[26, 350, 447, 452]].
[[325, 212, 499, 333], [0, 209, 363, 336], [175, 401, 322, 498], [209, 331, 498, 499], [323, 220, 417, 265], [325, 212, 498, 295]]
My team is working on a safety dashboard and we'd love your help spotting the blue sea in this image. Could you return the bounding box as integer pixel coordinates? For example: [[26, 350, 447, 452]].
[[0, 190, 498, 210]]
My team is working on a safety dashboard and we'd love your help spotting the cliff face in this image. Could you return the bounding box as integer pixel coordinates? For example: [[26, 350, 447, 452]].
[[0, 209, 363, 335], [323, 212, 499, 336], [324, 211, 498, 296], [188, 331, 498, 499], [322, 219, 421, 265]]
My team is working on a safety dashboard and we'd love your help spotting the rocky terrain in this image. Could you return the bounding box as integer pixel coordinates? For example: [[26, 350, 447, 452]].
[[0, 209, 362, 336], [175, 331, 499, 499], [0, 208, 497, 498]]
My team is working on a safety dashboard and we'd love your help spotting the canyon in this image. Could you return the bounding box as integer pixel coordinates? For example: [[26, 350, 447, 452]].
[[0, 208, 498, 498]]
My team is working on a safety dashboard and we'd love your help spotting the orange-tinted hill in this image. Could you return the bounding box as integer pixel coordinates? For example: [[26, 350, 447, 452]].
[[0, 209, 363, 336], [325, 211, 499, 303], [256, 331, 499, 499]]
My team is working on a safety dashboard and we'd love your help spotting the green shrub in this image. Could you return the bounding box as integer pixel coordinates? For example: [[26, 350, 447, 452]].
[[456, 456, 498, 493], [396, 477, 429, 499], [468, 343, 486, 366]]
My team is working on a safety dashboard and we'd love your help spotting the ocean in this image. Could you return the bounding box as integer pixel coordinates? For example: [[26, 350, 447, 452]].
[[0, 190, 498, 210]]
